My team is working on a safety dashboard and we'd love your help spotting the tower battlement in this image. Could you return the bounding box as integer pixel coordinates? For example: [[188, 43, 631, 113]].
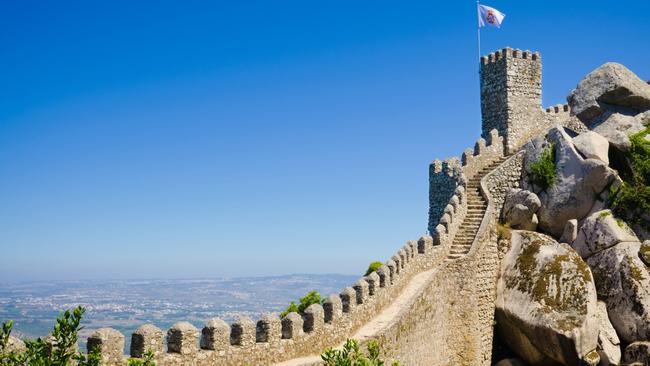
[[480, 47, 545, 154]]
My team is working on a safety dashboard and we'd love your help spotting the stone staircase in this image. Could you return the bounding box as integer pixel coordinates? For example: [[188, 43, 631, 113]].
[[446, 157, 508, 261]]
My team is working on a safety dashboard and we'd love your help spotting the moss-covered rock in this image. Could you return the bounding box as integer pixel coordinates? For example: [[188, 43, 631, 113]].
[[572, 209, 639, 258], [586, 241, 650, 343], [496, 230, 599, 366]]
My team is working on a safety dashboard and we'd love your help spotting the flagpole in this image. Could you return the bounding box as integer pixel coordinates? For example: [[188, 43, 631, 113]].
[[476, 0, 481, 63]]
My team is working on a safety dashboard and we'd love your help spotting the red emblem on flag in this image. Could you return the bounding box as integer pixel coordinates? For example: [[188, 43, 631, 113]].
[[486, 10, 496, 24]]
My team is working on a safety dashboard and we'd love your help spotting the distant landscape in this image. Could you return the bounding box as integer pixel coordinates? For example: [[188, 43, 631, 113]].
[[0, 274, 356, 351]]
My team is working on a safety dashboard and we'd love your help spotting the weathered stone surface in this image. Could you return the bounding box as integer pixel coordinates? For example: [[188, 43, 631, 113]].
[[568, 62, 650, 122], [501, 188, 541, 230], [281, 312, 303, 339], [256, 314, 281, 343], [6, 336, 26, 354], [131, 324, 164, 357], [167, 322, 199, 355], [590, 110, 650, 152], [201, 318, 229, 350], [595, 301, 621, 366], [559, 219, 578, 245], [496, 230, 599, 366], [623, 341, 650, 366], [573, 210, 638, 258], [522, 127, 617, 237], [230, 316, 255, 347], [640, 241, 650, 267], [573, 131, 610, 164], [587, 242, 650, 343], [87, 328, 125, 365]]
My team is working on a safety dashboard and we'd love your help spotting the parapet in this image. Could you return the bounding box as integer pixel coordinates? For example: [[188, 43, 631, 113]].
[[480, 47, 541, 66], [68, 228, 452, 366]]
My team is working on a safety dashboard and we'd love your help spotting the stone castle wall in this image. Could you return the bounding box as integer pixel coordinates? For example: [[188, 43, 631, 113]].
[[5, 48, 585, 366]]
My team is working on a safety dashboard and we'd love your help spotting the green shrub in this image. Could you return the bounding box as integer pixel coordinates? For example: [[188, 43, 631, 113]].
[[1, 306, 100, 366], [529, 144, 557, 189], [365, 261, 383, 276], [280, 290, 325, 318], [610, 126, 650, 229], [128, 350, 156, 366], [321, 339, 399, 366]]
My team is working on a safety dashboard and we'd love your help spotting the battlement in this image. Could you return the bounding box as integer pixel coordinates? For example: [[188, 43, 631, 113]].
[[480, 48, 540, 65]]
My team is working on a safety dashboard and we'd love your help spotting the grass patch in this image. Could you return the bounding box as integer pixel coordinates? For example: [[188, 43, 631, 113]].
[[529, 144, 557, 190], [610, 125, 650, 230]]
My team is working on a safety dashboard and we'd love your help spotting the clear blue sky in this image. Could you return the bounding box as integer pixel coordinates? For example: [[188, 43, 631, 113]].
[[1, 1, 648, 281]]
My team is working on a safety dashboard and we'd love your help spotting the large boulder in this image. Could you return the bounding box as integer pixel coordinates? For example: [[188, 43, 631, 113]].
[[595, 301, 621, 366], [586, 241, 650, 343], [496, 230, 599, 366], [522, 127, 617, 237], [623, 341, 650, 366], [572, 131, 610, 165], [589, 110, 650, 152], [502, 188, 541, 231], [568, 63, 650, 122], [573, 210, 639, 258]]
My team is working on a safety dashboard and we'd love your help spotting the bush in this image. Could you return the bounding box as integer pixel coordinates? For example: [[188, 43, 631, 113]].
[[610, 125, 650, 230], [280, 290, 325, 318], [128, 350, 156, 366], [321, 339, 399, 366], [529, 144, 557, 189], [1, 306, 100, 366], [364, 261, 383, 276]]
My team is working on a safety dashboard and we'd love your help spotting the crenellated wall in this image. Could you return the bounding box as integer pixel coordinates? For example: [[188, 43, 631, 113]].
[[4, 47, 589, 366], [427, 157, 463, 235]]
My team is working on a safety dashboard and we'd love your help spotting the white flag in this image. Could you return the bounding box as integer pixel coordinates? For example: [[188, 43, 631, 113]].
[[478, 4, 505, 28]]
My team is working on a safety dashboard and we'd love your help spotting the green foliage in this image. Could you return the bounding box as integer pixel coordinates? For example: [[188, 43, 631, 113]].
[[321, 339, 399, 366], [529, 144, 557, 189], [364, 261, 383, 276], [128, 350, 156, 366], [280, 290, 325, 318], [1, 306, 100, 366], [610, 126, 650, 229]]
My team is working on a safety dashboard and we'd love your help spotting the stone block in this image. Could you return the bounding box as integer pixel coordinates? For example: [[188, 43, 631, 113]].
[[256, 314, 281, 343], [87, 328, 125, 365], [131, 324, 164, 358], [230, 316, 255, 347], [200, 318, 230, 351], [323, 294, 342, 323], [302, 304, 324, 333], [167, 322, 199, 355], [281, 312, 303, 339]]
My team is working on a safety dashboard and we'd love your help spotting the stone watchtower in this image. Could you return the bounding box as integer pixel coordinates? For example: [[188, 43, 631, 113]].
[[480, 48, 545, 154]]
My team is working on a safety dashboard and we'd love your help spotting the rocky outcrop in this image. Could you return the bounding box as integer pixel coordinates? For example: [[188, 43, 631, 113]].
[[522, 127, 617, 237], [568, 63, 650, 122], [573, 131, 610, 165], [573, 210, 639, 258], [595, 301, 621, 366], [623, 341, 650, 366], [590, 110, 650, 152], [501, 188, 541, 231], [586, 242, 650, 343], [496, 230, 599, 366]]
